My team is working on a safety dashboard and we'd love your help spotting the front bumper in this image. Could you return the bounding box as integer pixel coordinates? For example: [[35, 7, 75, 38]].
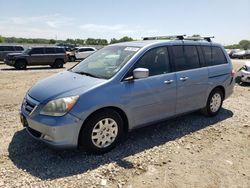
[[20, 95, 83, 149], [4, 59, 15, 66]]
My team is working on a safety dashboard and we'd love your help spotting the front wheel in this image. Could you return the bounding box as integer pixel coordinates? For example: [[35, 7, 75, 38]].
[[201, 89, 223, 117], [79, 109, 124, 154]]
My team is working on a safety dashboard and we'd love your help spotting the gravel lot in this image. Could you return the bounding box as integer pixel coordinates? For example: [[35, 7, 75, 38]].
[[0, 60, 249, 188]]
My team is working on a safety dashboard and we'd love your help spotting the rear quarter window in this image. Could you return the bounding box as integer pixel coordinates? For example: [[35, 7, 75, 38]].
[[212, 47, 227, 65], [202, 46, 227, 66]]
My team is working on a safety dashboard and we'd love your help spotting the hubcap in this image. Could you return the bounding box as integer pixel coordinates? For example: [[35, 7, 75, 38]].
[[210, 93, 222, 112], [91, 118, 118, 148]]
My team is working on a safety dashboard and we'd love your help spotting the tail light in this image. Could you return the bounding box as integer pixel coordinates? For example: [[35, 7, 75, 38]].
[[231, 69, 236, 77]]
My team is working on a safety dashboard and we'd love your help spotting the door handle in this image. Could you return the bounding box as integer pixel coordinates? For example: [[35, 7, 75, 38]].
[[164, 80, 174, 84], [179, 77, 189, 81]]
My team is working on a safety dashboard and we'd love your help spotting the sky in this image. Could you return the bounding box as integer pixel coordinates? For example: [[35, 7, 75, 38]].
[[0, 0, 249, 45]]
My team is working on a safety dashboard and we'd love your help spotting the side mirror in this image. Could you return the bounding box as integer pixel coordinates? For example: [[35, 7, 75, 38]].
[[133, 68, 149, 79]]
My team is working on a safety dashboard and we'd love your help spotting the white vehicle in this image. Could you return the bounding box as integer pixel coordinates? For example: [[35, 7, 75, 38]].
[[75, 47, 96, 60], [238, 61, 250, 83]]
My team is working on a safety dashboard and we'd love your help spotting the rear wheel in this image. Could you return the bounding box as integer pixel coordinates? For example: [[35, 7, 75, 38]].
[[79, 109, 124, 154], [15, 60, 27, 70], [52, 59, 64, 68], [69, 56, 76, 62], [201, 88, 223, 117]]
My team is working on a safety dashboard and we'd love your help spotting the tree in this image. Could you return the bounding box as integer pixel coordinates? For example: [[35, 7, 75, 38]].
[[110, 36, 134, 44], [239, 40, 250, 50], [0, 35, 4, 43], [49, 39, 56, 44]]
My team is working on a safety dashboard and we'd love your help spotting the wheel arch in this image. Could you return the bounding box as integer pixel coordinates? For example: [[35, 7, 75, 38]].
[[211, 85, 225, 100], [77, 106, 129, 146]]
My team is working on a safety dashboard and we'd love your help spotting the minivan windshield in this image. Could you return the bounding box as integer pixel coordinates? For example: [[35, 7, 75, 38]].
[[71, 46, 140, 79]]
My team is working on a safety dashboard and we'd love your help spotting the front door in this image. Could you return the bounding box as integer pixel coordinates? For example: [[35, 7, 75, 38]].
[[124, 46, 177, 126]]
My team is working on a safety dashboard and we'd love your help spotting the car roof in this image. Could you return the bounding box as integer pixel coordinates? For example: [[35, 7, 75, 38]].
[[110, 40, 222, 48]]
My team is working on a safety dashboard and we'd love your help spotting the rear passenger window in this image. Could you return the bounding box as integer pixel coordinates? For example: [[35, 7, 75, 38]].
[[172, 45, 200, 71], [202, 46, 227, 66], [15, 46, 24, 51], [55, 48, 65, 53], [135, 47, 171, 76], [0, 46, 4, 51], [212, 47, 227, 65], [4, 46, 15, 51], [45, 48, 55, 54]]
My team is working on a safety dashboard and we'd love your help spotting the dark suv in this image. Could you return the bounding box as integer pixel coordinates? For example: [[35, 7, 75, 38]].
[[0, 45, 24, 61], [4, 47, 67, 70]]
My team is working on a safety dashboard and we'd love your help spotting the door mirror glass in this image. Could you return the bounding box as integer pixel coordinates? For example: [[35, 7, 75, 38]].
[[133, 68, 149, 79]]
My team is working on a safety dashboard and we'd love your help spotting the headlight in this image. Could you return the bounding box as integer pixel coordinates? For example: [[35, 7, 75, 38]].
[[40, 96, 79, 116]]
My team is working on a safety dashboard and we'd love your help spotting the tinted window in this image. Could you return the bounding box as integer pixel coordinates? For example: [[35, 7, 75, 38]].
[[4, 46, 15, 51], [15, 46, 24, 51], [78, 48, 94, 52], [45, 48, 55, 54], [202, 46, 227, 66], [135, 47, 171, 76], [201, 46, 212, 66], [184, 46, 200, 69], [172, 45, 200, 71], [0, 46, 4, 51], [55, 48, 65, 53], [212, 47, 227, 65], [30, 48, 44, 54]]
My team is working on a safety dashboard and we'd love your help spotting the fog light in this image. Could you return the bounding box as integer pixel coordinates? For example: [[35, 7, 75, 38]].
[[42, 134, 53, 141]]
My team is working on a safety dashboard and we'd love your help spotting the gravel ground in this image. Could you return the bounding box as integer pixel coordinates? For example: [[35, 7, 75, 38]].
[[0, 60, 249, 188]]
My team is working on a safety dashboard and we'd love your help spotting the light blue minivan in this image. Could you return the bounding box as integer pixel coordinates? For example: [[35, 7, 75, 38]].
[[20, 36, 235, 153]]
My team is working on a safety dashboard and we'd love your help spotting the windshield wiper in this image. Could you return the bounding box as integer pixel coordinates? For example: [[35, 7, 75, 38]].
[[73, 71, 101, 78]]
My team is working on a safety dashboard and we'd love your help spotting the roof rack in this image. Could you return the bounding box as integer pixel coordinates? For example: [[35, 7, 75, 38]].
[[142, 35, 186, 40], [184, 36, 215, 42]]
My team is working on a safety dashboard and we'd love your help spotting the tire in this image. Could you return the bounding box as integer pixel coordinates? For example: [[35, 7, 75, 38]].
[[201, 88, 223, 117], [52, 59, 64, 68], [79, 109, 124, 154], [69, 56, 76, 62], [14, 60, 27, 70]]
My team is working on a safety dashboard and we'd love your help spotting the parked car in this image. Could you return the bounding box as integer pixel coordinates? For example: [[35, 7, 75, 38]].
[[231, 50, 250, 59], [0, 45, 24, 61], [20, 36, 235, 153], [4, 47, 67, 70], [237, 61, 250, 83], [75, 47, 96, 60]]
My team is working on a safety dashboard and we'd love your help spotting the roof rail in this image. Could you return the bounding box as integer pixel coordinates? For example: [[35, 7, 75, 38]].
[[185, 36, 215, 42], [142, 35, 186, 40]]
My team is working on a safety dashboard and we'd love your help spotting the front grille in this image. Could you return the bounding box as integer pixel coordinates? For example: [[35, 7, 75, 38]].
[[23, 95, 39, 115]]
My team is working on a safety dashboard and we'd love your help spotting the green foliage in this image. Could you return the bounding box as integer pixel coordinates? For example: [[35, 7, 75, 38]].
[[225, 40, 250, 49], [239, 40, 250, 50], [110, 36, 134, 44], [0, 35, 3, 43]]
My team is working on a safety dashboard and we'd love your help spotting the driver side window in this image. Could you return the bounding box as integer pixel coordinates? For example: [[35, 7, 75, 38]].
[[134, 46, 171, 76]]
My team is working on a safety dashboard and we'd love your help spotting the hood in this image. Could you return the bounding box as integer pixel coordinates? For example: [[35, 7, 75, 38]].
[[28, 71, 106, 103], [7, 53, 27, 58]]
